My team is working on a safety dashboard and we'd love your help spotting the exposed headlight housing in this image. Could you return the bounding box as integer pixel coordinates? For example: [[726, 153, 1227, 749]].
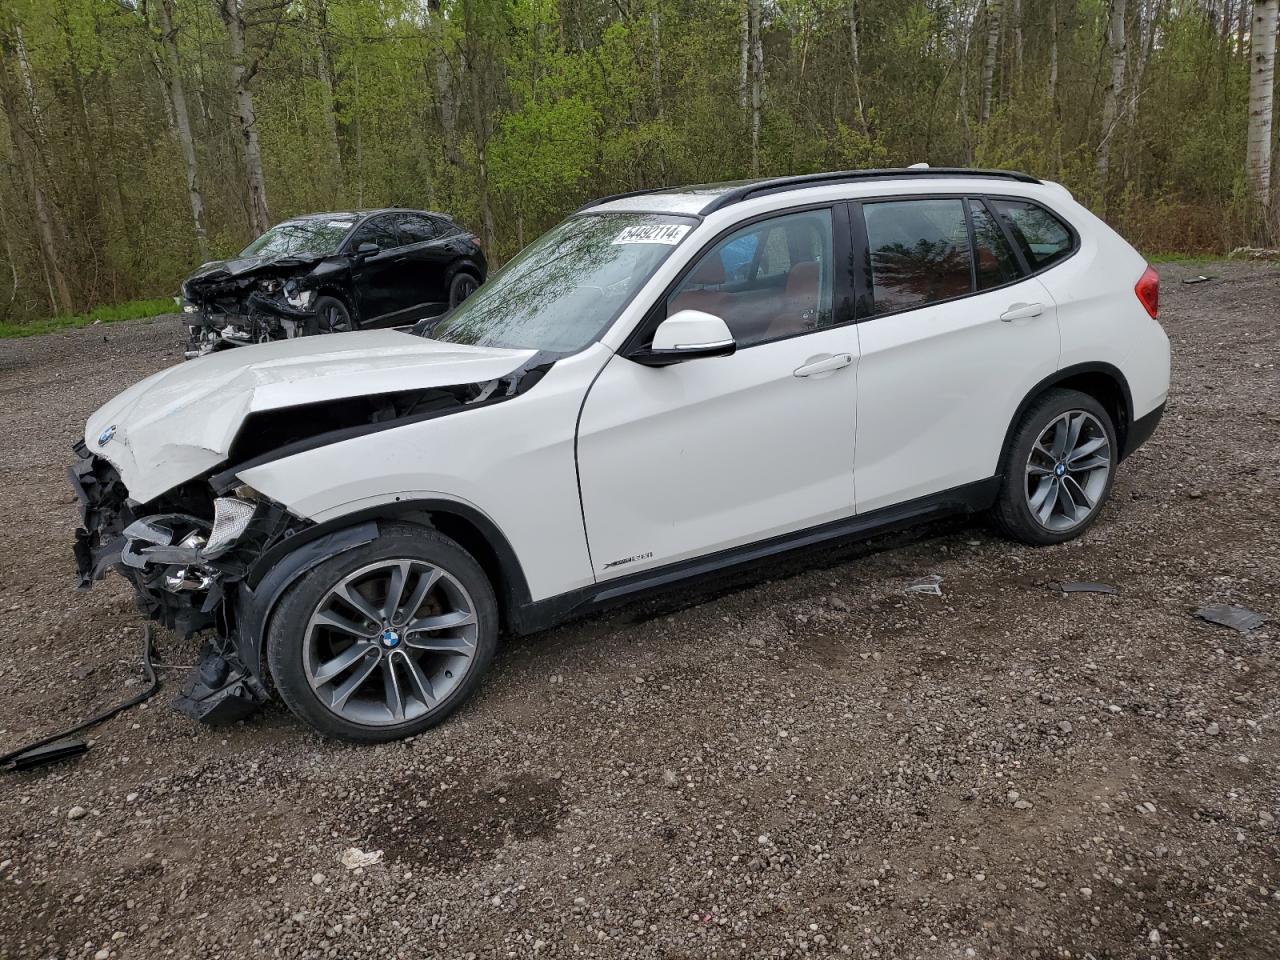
[[259, 278, 283, 294], [284, 286, 315, 310], [203, 497, 258, 558]]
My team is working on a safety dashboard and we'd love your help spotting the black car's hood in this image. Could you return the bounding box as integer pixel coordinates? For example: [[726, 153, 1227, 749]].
[[184, 251, 330, 290]]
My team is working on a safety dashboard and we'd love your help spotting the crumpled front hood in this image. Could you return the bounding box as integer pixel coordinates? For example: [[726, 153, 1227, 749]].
[[183, 252, 326, 292], [84, 330, 535, 504]]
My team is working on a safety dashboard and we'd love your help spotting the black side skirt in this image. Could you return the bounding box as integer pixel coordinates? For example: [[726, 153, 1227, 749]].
[[510, 476, 1000, 635]]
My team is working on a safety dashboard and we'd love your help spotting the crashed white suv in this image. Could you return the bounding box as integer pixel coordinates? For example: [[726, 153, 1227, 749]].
[[73, 168, 1170, 741]]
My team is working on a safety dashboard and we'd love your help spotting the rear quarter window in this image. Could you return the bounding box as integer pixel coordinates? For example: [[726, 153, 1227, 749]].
[[988, 199, 1075, 271]]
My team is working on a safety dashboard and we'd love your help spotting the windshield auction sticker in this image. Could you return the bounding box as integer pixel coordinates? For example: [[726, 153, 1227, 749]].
[[612, 224, 691, 245]]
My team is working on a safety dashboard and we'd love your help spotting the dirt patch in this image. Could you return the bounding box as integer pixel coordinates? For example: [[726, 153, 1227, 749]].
[[0, 262, 1278, 959]]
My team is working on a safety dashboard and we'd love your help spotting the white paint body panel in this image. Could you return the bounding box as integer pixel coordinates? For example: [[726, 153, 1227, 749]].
[[83, 330, 532, 503], [577, 327, 860, 578], [853, 275, 1060, 512]]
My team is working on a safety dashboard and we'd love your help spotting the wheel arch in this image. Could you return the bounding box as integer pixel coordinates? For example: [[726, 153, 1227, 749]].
[[445, 258, 485, 287], [1000, 362, 1135, 472], [242, 499, 532, 662], [314, 285, 359, 324]]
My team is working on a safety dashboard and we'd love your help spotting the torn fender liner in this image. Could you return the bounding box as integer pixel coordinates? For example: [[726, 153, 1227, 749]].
[[173, 643, 269, 724]]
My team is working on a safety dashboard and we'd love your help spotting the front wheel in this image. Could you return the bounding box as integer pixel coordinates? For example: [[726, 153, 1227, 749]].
[[312, 295, 352, 334], [990, 388, 1117, 546], [267, 524, 498, 742]]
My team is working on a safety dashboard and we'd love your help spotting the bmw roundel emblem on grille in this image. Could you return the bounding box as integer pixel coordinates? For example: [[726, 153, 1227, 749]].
[[98, 424, 116, 446]]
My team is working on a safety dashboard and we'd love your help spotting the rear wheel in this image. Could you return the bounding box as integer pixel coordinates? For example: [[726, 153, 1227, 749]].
[[990, 388, 1117, 545], [267, 524, 497, 742], [447, 271, 479, 308]]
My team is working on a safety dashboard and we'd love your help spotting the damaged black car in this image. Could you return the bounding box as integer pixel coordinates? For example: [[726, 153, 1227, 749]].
[[180, 209, 486, 358]]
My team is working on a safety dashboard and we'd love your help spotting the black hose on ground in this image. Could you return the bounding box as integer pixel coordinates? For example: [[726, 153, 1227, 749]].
[[1, 623, 159, 772]]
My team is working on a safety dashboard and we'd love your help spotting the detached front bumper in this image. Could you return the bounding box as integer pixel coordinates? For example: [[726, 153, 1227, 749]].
[[69, 445, 283, 722]]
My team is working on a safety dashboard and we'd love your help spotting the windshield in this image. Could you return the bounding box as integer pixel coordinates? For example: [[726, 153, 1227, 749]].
[[240, 218, 355, 258], [428, 213, 696, 353]]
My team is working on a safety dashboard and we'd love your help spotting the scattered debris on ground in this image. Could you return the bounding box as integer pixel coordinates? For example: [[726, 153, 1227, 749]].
[[1195, 602, 1268, 633]]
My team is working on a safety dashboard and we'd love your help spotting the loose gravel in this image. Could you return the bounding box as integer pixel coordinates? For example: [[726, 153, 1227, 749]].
[[0, 261, 1277, 959]]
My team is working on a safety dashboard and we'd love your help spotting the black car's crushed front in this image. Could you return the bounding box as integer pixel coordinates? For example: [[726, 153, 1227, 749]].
[[181, 209, 486, 358]]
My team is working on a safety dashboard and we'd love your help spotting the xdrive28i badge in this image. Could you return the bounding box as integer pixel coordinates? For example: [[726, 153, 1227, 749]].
[[98, 425, 116, 446]]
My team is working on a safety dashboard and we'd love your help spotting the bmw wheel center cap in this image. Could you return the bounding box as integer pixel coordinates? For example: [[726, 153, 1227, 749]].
[[1054, 463, 1066, 477], [381, 629, 401, 648]]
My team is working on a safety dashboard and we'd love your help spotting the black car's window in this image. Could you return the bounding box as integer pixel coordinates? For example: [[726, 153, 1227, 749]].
[[969, 200, 1021, 290], [667, 208, 834, 348], [239, 219, 354, 257], [349, 215, 402, 252], [397, 213, 438, 244], [862, 198, 972, 315], [988, 199, 1074, 270]]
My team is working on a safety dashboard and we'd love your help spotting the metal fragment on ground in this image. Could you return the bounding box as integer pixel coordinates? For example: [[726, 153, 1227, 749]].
[[1181, 275, 1215, 284], [1049, 581, 1118, 595], [906, 575, 943, 596], [1194, 604, 1267, 633]]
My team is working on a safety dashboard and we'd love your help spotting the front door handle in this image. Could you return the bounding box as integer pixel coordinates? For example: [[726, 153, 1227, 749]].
[[793, 353, 853, 378], [999, 302, 1043, 322]]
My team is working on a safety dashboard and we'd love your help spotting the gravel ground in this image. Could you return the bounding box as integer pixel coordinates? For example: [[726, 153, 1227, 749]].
[[0, 261, 1277, 960]]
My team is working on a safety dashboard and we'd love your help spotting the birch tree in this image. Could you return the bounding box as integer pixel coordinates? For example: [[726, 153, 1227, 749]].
[[154, 0, 209, 261], [980, 0, 1001, 123], [220, 0, 272, 236], [1246, 0, 1278, 235], [1097, 0, 1128, 187]]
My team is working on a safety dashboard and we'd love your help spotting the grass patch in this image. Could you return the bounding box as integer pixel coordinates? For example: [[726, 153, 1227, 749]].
[[0, 297, 176, 339], [1145, 251, 1224, 265]]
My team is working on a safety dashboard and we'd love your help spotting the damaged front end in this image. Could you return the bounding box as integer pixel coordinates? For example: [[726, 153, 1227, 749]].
[[71, 445, 305, 723], [182, 260, 329, 360]]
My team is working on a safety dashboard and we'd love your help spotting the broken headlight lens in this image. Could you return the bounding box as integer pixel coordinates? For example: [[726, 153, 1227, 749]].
[[284, 283, 314, 310], [203, 497, 257, 558]]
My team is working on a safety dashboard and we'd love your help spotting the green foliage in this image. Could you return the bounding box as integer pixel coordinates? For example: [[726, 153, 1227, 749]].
[[0, 0, 1271, 329], [0, 298, 175, 339]]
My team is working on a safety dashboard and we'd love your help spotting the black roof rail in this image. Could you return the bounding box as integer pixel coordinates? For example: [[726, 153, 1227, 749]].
[[700, 167, 1041, 213]]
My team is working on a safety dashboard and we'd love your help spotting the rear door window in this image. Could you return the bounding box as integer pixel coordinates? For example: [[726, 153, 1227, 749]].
[[349, 215, 402, 252], [988, 199, 1074, 270], [397, 213, 438, 245], [861, 198, 972, 315], [969, 200, 1022, 290]]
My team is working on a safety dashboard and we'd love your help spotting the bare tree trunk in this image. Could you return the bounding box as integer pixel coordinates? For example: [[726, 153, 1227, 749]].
[[461, 1, 495, 251], [738, 0, 749, 109], [980, 0, 1002, 123], [311, 0, 342, 175], [1048, 0, 1059, 103], [1097, 0, 1128, 188], [220, 0, 270, 236], [651, 8, 663, 119], [0, 41, 72, 313], [849, 0, 867, 131], [1247, 0, 1278, 235], [958, 5, 972, 161], [428, 0, 459, 167], [1010, 0, 1023, 90], [749, 0, 762, 174], [157, 0, 209, 261]]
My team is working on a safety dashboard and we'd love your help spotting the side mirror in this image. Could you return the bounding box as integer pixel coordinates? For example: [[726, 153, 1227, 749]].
[[630, 309, 737, 367], [354, 242, 380, 258]]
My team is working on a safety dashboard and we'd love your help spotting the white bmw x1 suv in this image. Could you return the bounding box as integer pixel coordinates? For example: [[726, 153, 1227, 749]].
[[72, 168, 1169, 741]]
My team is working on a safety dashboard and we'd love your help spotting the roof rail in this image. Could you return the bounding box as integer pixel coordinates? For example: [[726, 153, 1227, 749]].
[[700, 167, 1040, 213]]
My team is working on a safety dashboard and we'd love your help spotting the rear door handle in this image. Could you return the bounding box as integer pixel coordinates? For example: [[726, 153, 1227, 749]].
[[999, 302, 1043, 322], [793, 353, 853, 378]]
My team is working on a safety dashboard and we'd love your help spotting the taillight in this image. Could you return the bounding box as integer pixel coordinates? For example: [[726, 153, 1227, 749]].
[[1135, 265, 1159, 318]]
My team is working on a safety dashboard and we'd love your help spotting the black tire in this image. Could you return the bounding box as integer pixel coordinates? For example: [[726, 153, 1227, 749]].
[[266, 523, 498, 743], [313, 295, 352, 334], [447, 271, 480, 308], [990, 388, 1118, 546]]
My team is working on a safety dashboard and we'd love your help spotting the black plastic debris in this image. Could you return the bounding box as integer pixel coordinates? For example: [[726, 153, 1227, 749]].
[[172, 644, 268, 724], [1195, 604, 1267, 633], [1181, 275, 1215, 284], [1049, 581, 1118, 595], [2, 624, 159, 773]]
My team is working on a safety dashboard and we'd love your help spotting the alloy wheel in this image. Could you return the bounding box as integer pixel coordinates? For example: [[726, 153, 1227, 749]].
[[302, 559, 479, 726], [1024, 410, 1112, 532]]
